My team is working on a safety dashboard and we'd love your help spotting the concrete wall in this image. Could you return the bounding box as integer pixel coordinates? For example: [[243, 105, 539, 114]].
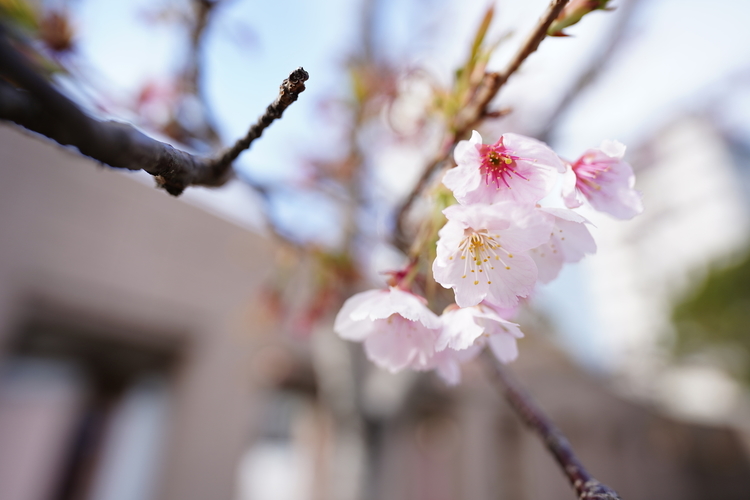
[[0, 124, 273, 500]]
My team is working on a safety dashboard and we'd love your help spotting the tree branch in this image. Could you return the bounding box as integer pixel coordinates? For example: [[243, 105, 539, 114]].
[[483, 351, 622, 500], [178, 0, 222, 148], [394, 0, 569, 250], [0, 27, 308, 196], [536, 0, 643, 143]]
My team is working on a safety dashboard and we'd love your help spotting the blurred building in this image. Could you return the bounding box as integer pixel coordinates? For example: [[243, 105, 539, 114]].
[[574, 116, 750, 422], [1, 122, 749, 500], [0, 124, 275, 500]]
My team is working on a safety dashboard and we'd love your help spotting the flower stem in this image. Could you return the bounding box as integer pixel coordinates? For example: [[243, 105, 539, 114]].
[[482, 350, 622, 500]]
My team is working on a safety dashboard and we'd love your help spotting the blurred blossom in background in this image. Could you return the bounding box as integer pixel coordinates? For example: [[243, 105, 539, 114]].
[[2, 1, 750, 500]]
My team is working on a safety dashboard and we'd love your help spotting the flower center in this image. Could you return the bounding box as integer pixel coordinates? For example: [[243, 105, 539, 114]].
[[479, 141, 530, 189], [457, 229, 514, 285], [572, 155, 617, 194]]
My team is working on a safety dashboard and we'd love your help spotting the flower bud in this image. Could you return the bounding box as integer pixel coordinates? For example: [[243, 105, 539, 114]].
[[547, 0, 612, 37]]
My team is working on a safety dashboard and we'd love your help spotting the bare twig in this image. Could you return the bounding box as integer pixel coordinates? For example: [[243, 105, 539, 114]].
[[483, 351, 622, 500], [393, 138, 453, 252], [394, 0, 569, 249], [179, 0, 222, 148], [0, 27, 308, 196]]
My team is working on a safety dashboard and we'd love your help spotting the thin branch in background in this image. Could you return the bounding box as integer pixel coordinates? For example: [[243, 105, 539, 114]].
[[483, 351, 622, 500], [536, 0, 644, 143], [394, 0, 569, 249], [455, 0, 570, 135], [211, 67, 308, 173], [180, 0, 222, 148], [0, 26, 308, 196]]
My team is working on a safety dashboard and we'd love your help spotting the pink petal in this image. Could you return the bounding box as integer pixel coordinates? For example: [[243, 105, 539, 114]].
[[484, 253, 538, 309], [599, 139, 626, 159], [487, 332, 520, 364], [450, 272, 490, 308], [562, 164, 583, 208], [387, 288, 441, 329], [437, 307, 485, 351], [443, 163, 481, 202], [528, 243, 563, 284], [489, 203, 554, 252], [363, 316, 437, 372], [503, 133, 566, 173], [334, 289, 383, 340]]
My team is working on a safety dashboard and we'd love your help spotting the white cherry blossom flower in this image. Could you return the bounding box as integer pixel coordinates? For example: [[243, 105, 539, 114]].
[[562, 140, 643, 219], [437, 304, 524, 361], [443, 131, 565, 206], [529, 207, 597, 283], [334, 287, 441, 373], [425, 304, 525, 385], [432, 202, 553, 308]]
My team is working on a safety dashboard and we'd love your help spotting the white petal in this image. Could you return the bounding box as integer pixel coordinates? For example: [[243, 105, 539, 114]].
[[437, 307, 485, 351], [491, 203, 554, 252], [561, 164, 583, 208], [451, 272, 489, 307], [476, 308, 524, 339], [528, 244, 563, 284], [443, 203, 512, 232], [348, 289, 393, 322], [334, 289, 383, 340], [488, 332, 519, 364], [503, 133, 566, 173], [443, 163, 481, 200], [388, 288, 441, 329], [539, 206, 590, 224], [484, 253, 538, 308], [453, 133, 482, 166], [554, 217, 597, 262], [363, 316, 437, 372], [599, 139, 626, 159]]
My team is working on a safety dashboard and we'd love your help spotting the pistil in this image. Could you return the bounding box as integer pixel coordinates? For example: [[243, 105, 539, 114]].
[[479, 139, 533, 190]]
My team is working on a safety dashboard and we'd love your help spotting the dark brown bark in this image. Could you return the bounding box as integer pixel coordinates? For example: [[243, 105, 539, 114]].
[[0, 27, 307, 196]]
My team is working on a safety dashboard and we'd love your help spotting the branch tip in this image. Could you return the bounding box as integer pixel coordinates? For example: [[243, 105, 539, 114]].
[[0, 27, 308, 196]]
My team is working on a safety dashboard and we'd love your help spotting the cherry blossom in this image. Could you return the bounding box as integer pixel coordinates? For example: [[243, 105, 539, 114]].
[[333, 287, 441, 373], [432, 202, 553, 308], [443, 130, 565, 206], [422, 304, 524, 385], [529, 207, 597, 283], [438, 304, 524, 362], [562, 139, 643, 219]]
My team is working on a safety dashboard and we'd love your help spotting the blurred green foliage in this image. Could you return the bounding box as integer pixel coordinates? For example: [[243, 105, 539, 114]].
[[672, 249, 750, 385]]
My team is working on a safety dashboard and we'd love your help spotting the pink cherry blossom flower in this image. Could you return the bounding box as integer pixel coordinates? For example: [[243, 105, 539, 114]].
[[529, 207, 597, 283], [562, 140, 643, 219], [443, 131, 565, 206], [432, 202, 553, 309], [438, 304, 524, 362], [425, 304, 524, 385], [333, 287, 441, 373]]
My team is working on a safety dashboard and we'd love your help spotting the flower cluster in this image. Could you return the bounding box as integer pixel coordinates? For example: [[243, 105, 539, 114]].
[[335, 131, 642, 384]]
